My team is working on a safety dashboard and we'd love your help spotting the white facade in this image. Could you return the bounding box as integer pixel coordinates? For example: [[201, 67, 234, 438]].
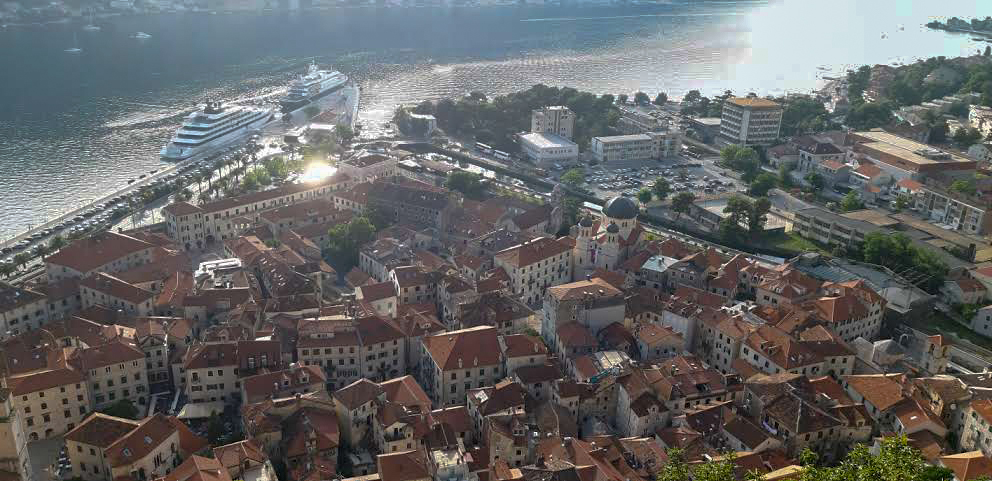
[[531, 106, 575, 140], [590, 134, 654, 163], [518, 133, 579, 167]]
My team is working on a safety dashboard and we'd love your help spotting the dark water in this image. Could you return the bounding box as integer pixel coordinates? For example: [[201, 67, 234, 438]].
[[0, 0, 986, 238]]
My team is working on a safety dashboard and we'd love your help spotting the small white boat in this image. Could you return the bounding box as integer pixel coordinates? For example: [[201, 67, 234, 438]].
[[65, 33, 82, 53], [82, 9, 100, 31], [132, 31, 152, 39]]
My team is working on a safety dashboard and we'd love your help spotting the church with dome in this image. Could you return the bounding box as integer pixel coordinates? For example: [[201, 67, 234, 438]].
[[572, 195, 646, 279]]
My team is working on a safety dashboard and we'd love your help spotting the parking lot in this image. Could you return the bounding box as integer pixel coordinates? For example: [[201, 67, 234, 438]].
[[571, 155, 746, 202]]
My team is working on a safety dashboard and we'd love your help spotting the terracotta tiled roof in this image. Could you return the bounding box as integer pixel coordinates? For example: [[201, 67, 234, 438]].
[[380, 375, 431, 409], [422, 326, 501, 371], [69, 340, 144, 370], [501, 334, 548, 358], [843, 373, 906, 412], [941, 451, 992, 481], [81, 272, 156, 305], [494, 237, 570, 268], [377, 450, 430, 481], [9, 367, 85, 395], [65, 413, 141, 448], [334, 378, 384, 410], [105, 414, 178, 468], [547, 277, 623, 301], [46, 231, 154, 274], [213, 439, 267, 473], [157, 455, 233, 481], [358, 281, 396, 302]]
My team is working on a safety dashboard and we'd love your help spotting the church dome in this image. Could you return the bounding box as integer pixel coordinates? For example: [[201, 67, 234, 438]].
[[606, 221, 620, 234], [603, 196, 638, 220]]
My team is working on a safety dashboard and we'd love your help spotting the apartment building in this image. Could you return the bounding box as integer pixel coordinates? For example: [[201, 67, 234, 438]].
[[531, 106, 575, 140], [46, 232, 156, 282], [541, 277, 625, 353], [420, 326, 503, 406], [240, 365, 326, 404], [79, 273, 156, 317], [65, 413, 203, 481], [162, 202, 206, 251], [792, 207, 883, 249], [182, 340, 282, 404], [6, 367, 89, 441], [0, 283, 50, 339], [338, 152, 399, 183], [809, 280, 887, 343], [590, 134, 653, 163], [718, 98, 783, 146], [492, 236, 572, 305], [70, 341, 148, 410], [0, 388, 32, 481], [296, 314, 406, 389], [366, 179, 451, 229], [161, 173, 352, 246], [962, 399, 992, 458], [915, 184, 992, 235], [133, 319, 171, 390]]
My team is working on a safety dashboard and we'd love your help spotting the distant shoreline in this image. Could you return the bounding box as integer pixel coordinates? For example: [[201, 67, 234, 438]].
[[925, 20, 992, 39]]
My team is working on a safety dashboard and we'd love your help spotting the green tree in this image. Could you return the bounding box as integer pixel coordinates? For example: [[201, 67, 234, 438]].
[[895, 193, 912, 211], [781, 96, 837, 136], [99, 399, 139, 420], [840, 190, 864, 212], [986, 45, 991, 57], [720, 145, 760, 182], [950, 179, 977, 196], [446, 171, 486, 200], [334, 125, 355, 143], [670, 192, 696, 221], [657, 448, 689, 481], [652, 92, 668, 106], [636, 189, 652, 203], [749, 197, 771, 234], [805, 172, 825, 192], [723, 195, 752, 227], [749, 172, 778, 197], [953, 127, 983, 148], [633, 91, 650, 105], [683, 90, 702, 104], [207, 411, 225, 446], [323, 217, 379, 273], [13, 253, 29, 270], [0, 263, 15, 279], [778, 161, 795, 188], [846, 101, 895, 129], [560, 168, 586, 188], [652, 178, 671, 201], [617, 94, 628, 105], [49, 235, 66, 252]]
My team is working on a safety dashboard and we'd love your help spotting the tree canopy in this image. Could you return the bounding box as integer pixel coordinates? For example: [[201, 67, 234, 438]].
[[323, 217, 379, 273], [560, 168, 586, 188], [409, 84, 621, 151], [749, 172, 778, 197], [862, 232, 947, 292], [446, 171, 487, 200], [720, 145, 760, 182], [781, 96, 838, 137], [99, 399, 139, 420]]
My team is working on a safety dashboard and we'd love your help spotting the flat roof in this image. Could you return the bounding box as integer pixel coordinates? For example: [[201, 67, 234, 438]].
[[853, 130, 973, 167], [519, 132, 577, 149], [593, 134, 652, 143], [726, 97, 781, 109], [691, 117, 722, 126], [890, 212, 979, 248], [840, 209, 900, 228]]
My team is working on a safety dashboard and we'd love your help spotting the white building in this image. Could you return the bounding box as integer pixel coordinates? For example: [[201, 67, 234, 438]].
[[518, 133, 579, 167], [970, 105, 992, 140], [531, 106, 574, 140], [590, 131, 681, 164], [718, 98, 783, 146]]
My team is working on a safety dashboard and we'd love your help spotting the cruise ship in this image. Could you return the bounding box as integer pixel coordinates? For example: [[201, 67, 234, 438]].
[[160, 102, 274, 160], [279, 61, 348, 113]]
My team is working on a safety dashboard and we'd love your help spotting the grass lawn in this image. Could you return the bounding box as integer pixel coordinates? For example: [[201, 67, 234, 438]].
[[762, 232, 829, 255]]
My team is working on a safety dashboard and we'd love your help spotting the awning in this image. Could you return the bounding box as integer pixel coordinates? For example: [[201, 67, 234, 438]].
[[177, 401, 226, 420]]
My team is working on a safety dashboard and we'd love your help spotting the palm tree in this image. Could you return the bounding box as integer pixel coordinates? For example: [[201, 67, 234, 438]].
[[34, 244, 49, 260], [13, 253, 29, 270], [49, 235, 66, 252], [0, 263, 14, 279]]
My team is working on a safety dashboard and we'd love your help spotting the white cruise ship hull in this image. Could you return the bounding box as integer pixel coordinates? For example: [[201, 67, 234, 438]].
[[160, 109, 272, 160]]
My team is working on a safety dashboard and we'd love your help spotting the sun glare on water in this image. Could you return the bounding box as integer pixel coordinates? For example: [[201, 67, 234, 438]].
[[301, 163, 337, 182]]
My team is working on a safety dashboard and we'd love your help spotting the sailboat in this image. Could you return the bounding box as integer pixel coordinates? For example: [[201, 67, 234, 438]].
[[132, 31, 152, 39], [65, 33, 82, 53], [82, 9, 100, 32]]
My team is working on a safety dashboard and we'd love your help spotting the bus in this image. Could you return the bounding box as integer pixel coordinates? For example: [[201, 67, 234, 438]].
[[493, 150, 510, 161], [475, 142, 493, 154]]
